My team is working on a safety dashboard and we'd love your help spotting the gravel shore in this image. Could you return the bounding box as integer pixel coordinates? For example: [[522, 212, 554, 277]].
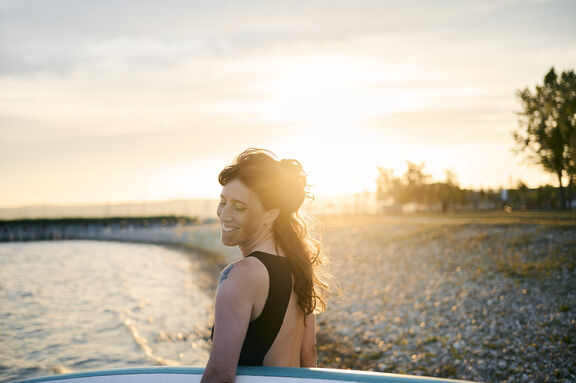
[[315, 214, 575, 382]]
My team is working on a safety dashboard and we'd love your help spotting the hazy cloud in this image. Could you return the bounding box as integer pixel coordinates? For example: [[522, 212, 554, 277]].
[[2, 0, 574, 76]]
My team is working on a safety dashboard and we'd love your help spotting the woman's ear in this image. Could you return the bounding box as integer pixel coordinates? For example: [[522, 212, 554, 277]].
[[265, 208, 280, 226]]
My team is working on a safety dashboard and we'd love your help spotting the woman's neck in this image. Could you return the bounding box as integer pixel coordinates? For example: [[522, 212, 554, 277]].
[[239, 231, 279, 257]]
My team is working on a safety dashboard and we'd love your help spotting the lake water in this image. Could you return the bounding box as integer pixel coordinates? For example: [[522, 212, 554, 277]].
[[0, 240, 215, 382]]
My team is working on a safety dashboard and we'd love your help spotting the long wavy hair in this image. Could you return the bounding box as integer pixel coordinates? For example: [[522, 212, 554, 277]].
[[218, 148, 327, 315]]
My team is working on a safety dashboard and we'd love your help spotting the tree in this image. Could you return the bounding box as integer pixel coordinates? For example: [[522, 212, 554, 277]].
[[377, 163, 428, 207], [376, 162, 464, 212], [513, 67, 576, 209], [432, 169, 461, 212], [401, 161, 430, 205]]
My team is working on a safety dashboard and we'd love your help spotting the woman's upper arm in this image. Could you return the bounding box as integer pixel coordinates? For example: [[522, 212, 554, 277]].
[[201, 260, 263, 383], [300, 313, 317, 367]]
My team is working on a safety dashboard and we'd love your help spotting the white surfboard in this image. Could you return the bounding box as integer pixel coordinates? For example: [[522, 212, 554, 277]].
[[10, 366, 472, 383]]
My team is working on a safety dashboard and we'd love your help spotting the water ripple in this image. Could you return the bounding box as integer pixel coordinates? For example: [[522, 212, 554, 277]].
[[0, 240, 213, 382]]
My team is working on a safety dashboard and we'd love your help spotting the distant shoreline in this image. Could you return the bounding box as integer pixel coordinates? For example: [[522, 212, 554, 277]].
[[0, 199, 220, 221], [0, 216, 240, 264]]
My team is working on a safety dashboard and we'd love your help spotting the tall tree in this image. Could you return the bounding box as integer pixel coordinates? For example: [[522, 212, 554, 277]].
[[401, 161, 430, 205], [513, 67, 576, 209], [562, 70, 576, 207]]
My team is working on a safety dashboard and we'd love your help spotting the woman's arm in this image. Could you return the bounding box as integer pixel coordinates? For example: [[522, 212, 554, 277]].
[[201, 258, 267, 383], [201, 261, 260, 383], [300, 313, 317, 367]]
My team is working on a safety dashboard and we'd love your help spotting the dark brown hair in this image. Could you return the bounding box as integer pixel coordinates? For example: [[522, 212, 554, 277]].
[[218, 148, 327, 315]]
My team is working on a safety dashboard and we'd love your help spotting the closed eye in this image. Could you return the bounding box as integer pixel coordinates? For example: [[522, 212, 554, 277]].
[[218, 196, 247, 211]]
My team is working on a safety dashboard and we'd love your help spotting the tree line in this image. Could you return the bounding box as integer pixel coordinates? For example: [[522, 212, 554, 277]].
[[377, 67, 576, 211], [376, 163, 567, 212]]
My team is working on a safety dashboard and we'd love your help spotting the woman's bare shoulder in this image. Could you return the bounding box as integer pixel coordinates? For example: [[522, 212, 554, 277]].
[[218, 256, 268, 288]]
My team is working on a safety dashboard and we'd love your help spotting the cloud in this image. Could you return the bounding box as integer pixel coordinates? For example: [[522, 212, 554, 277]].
[[367, 103, 517, 145], [3, 0, 574, 77]]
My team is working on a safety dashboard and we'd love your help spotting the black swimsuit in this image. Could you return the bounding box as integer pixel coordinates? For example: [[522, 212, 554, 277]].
[[211, 251, 293, 366]]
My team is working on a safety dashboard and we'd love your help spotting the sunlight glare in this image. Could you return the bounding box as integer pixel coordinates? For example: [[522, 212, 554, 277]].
[[259, 56, 427, 131], [257, 56, 434, 195], [274, 128, 409, 196]]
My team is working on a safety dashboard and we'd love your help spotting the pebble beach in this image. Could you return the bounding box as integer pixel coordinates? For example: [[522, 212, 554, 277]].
[[314, 213, 576, 382]]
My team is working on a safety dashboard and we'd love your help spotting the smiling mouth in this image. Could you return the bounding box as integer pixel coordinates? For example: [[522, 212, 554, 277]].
[[221, 225, 240, 232]]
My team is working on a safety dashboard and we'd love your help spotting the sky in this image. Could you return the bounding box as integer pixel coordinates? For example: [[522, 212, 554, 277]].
[[1, 0, 576, 208]]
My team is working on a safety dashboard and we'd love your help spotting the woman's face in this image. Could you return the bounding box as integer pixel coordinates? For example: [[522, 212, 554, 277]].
[[216, 178, 273, 248]]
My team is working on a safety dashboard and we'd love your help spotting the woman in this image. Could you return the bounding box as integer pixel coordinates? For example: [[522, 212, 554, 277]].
[[201, 148, 327, 383]]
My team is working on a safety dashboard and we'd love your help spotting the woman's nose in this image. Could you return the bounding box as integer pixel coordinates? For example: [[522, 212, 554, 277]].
[[218, 203, 232, 221]]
